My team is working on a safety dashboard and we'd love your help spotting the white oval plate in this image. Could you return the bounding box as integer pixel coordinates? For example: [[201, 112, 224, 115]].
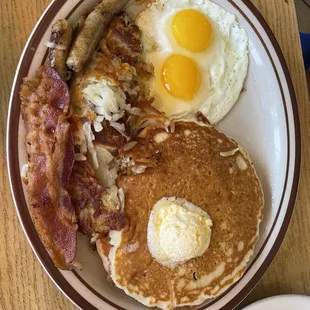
[[242, 295, 310, 310], [7, 0, 301, 309]]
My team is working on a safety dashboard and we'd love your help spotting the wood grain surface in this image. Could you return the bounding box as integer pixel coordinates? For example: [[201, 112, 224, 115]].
[[0, 0, 309, 309]]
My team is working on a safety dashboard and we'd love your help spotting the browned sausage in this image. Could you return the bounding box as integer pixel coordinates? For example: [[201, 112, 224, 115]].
[[66, 0, 128, 72], [49, 19, 73, 80]]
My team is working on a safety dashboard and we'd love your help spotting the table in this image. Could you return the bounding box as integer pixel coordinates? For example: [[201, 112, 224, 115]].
[[0, 1, 309, 309]]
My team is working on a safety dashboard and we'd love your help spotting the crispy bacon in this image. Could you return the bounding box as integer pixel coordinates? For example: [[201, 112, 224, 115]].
[[20, 66, 77, 269], [68, 161, 126, 238]]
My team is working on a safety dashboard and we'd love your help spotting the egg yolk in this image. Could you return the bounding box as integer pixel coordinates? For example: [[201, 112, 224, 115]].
[[172, 9, 213, 52], [161, 54, 201, 100]]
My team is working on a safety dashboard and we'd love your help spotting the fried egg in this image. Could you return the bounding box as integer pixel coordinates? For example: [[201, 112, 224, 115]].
[[134, 0, 249, 124]]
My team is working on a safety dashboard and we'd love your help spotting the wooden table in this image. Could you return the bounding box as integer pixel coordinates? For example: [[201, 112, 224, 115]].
[[0, 1, 309, 309]]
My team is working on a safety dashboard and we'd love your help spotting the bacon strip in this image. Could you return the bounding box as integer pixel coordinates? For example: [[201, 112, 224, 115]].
[[20, 66, 77, 269]]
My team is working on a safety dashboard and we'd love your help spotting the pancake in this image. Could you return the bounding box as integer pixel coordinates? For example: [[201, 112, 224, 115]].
[[97, 121, 264, 309]]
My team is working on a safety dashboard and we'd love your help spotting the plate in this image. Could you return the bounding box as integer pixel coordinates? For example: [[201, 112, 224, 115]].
[[242, 295, 310, 310], [6, 0, 301, 309]]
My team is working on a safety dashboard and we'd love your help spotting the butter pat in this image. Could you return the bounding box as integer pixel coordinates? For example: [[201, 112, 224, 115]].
[[147, 197, 213, 267]]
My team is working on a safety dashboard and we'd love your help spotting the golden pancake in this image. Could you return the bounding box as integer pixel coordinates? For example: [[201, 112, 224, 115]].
[[98, 121, 263, 309]]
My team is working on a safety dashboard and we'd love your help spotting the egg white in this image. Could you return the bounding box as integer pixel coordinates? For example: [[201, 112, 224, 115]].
[[133, 0, 249, 124]]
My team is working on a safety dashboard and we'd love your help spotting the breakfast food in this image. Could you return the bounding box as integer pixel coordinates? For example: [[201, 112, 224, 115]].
[[68, 161, 125, 238], [148, 197, 213, 267], [97, 121, 263, 309], [19, 0, 263, 308], [20, 66, 77, 269], [66, 0, 128, 72], [48, 19, 73, 79], [133, 0, 249, 124]]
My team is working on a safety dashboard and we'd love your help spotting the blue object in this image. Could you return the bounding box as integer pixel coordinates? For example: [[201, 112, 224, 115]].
[[300, 33, 310, 69]]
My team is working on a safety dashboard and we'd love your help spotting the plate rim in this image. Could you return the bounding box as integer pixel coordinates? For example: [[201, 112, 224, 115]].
[[6, 0, 301, 310], [241, 294, 310, 309]]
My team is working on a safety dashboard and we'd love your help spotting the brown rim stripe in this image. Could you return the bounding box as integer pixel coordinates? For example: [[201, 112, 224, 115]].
[[66, 0, 85, 20], [6, 0, 301, 310], [72, 270, 128, 310]]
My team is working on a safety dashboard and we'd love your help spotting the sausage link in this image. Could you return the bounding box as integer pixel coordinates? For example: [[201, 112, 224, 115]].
[[49, 19, 73, 80], [66, 0, 128, 72]]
